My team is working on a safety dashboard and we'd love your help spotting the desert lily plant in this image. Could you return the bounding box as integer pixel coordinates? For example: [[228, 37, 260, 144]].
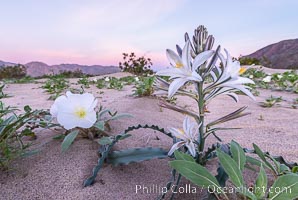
[[83, 26, 298, 199], [50, 91, 132, 152]]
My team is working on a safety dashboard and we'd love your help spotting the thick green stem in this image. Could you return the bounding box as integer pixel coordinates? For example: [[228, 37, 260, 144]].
[[198, 82, 205, 153]]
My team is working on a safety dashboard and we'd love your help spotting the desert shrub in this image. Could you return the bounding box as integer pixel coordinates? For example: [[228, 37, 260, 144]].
[[58, 69, 86, 78], [119, 76, 136, 85], [0, 102, 48, 169], [133, 76, 154, 96], [107, 77, 124, 90], [119, 52, 153, 75], [42, 77, 69, 100], [0, 64, 27, 80], [11, 76, 36, 84], [239, 57, 261, 65], [0, 84, 10, 99], [77, 76, 91, 88], [94, 76, 138, 90], [40, 69, 86, 79]]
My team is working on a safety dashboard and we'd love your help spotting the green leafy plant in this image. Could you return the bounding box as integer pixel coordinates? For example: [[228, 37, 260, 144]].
[[107, 77, 124, 90], [41, 76, 69, 100], [260, 96, 283, 108], [170, 142, 298, 200], [133, 76, 155, 96], [119, 52, 153, 76], [238, 57, 261, 65], [0, 84, 11, 99], [77, 76, 91, 88], [0, 102, 50, 169]]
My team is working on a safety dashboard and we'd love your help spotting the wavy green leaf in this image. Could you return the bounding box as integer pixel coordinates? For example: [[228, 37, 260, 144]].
[[217, 149, 244, 187], [107, 147, 168, 166]]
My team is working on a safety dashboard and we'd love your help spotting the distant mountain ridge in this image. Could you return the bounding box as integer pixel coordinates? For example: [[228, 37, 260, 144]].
[[0, 60, 120, 77], [245, 39, 298, 69]]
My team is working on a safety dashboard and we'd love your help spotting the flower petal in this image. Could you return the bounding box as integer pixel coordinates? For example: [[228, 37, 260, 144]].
[[156, 68, 187, 79], [166, 49, 183, 68], [181, 40, 191, 70], [168, 128, 188, 141], [186, 141, 196, 157], [193, 50, 214, 70], [168, 141, 185, 156], [50, 95, 67, 117], [168, 78, 188, 98]]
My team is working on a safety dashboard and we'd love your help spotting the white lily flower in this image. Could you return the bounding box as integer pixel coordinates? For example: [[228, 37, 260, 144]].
[[156, 41, 214, 98], [211, 49, 255, 100], [262, 76, 272, 83], [105, 77, 110, 82], [168, 116, 200, 157], [50, 91, 98, 130]]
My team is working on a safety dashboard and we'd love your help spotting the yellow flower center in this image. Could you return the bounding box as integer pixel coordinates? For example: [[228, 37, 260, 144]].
[[175, 129, 185, 139], [175, 62, 183, 68], [238, 67, 246, 75], [74, 107, 87, 119]]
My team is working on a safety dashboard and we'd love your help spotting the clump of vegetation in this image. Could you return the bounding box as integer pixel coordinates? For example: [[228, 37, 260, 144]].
[[41, 77, 69, 100], [77, 76, 91, 88], [11, 76, 36, 84], [0, 84, 10, 99], [243, 68, 298, 93], [0, 102, 50, 169], [119, 76, 137, 85], [260, 95, 283, 108], [0, 64, 27, 80], [107, 77, 124, 90], [133, 76, 155, 96], [119, 52, 153, 75], [238, 57, 261, 65], [41, 69, 86, 79], [94, 76, 138, 90]]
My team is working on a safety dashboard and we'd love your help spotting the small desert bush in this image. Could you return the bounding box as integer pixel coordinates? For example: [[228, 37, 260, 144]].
[[0, 102, 47, 169], [119, 52, 153, 76], [0, 84, 10, 99], [133, 76, 155, 96], [42, 77, 69, 100], [0, 64, 27, 80]]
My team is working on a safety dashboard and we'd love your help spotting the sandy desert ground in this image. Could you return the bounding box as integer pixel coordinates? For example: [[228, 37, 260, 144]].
[[0, 71, 297, 200]]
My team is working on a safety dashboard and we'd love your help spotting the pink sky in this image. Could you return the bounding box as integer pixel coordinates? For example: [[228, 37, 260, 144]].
[[1, 0, 297, 68]]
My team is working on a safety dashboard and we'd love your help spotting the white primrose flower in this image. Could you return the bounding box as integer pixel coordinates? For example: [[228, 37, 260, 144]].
[[156, 41, 214, 98], [168, 116, 200, 157], [50, 91, 98, 130], [262, 76, 272, 83], [210, 49, 255, 100], [105, 77, 110, 82], [135, 77, 139, 82]]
